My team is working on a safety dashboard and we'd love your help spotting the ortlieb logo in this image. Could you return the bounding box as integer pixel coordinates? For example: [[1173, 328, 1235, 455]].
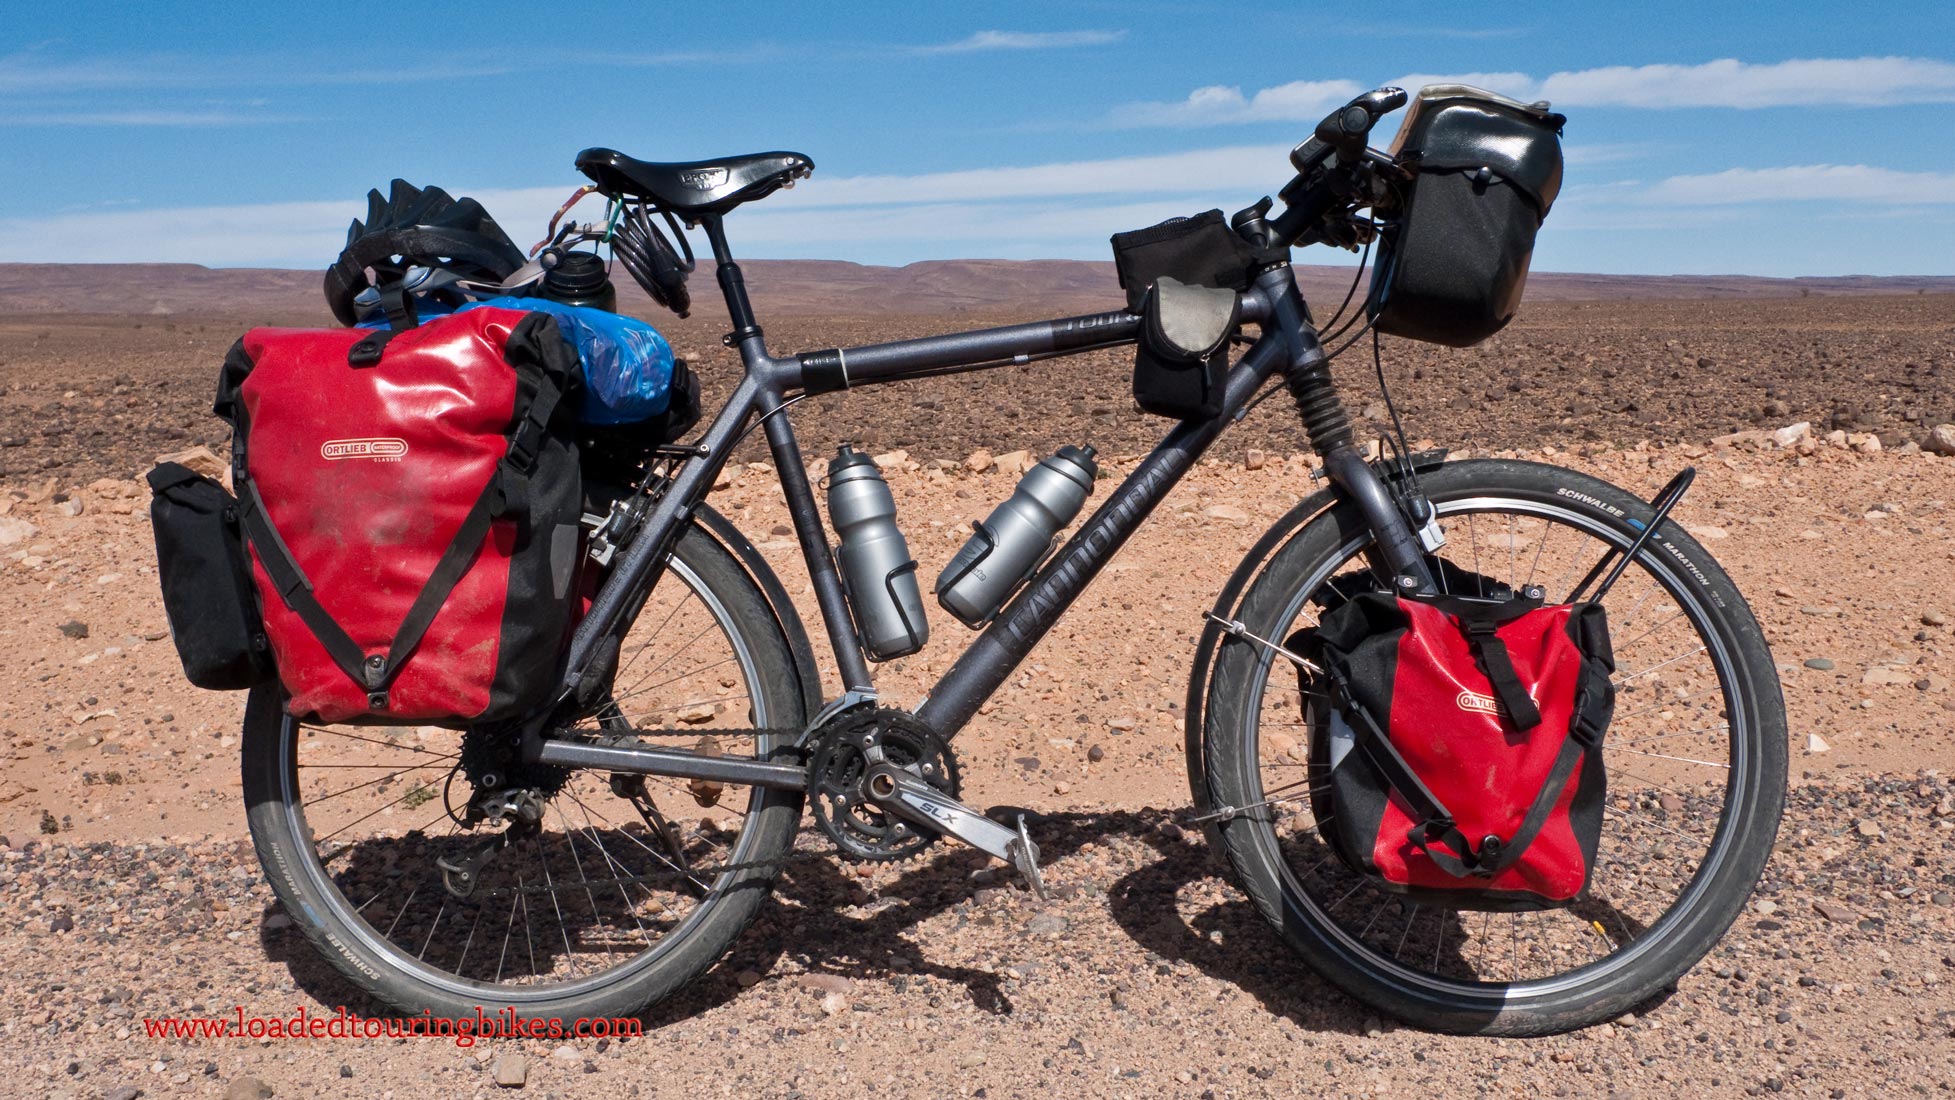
[[320, 438, 408, 461], [1456, 690, 1501, 716]]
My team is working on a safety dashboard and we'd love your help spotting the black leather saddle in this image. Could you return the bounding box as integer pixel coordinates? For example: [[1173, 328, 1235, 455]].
[[575, 148, 814, 216]]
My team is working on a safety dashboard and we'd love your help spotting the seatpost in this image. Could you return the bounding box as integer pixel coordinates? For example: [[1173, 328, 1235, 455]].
[[699, 215, 763, 353]]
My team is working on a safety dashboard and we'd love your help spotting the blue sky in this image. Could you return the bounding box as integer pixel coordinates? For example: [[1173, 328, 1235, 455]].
[[2, 0, 1952, 276]]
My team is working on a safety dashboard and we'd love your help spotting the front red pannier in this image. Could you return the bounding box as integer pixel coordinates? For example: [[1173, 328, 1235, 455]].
[[215, 308, 585, 725], [1292, 589, 1615, 910]]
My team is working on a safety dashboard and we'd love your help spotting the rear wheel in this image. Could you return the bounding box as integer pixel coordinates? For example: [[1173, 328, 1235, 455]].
[[1203, 459, 1786, 1035], [242, 521, 807, 1021]]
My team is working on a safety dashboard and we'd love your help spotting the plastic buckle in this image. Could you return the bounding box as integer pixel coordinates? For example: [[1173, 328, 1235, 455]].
[[1569, 696, 1607, 748], [1571, 715, 1605, 749]]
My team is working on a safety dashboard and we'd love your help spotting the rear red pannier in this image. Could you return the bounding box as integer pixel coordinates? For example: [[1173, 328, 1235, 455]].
[[1292, 589, 1614, 909], [215, 308, 585, 725]]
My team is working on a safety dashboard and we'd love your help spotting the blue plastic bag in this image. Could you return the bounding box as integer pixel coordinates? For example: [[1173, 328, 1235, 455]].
[[359, 295, 680, 427], [463, 297, 678, 427]]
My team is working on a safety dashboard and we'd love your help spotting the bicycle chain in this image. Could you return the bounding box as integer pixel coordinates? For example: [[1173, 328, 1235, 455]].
[[464, 724, 911, 900]]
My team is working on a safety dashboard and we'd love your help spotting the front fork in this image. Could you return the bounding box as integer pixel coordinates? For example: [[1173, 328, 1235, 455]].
[[1266, 278, 1437, 595]]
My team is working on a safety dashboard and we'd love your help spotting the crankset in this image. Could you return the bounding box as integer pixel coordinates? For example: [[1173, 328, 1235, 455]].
[[807, 707, 959, 862], [805, 706, 1046, 897]]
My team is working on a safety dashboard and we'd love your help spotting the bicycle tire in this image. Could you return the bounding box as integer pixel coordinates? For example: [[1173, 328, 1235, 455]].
[[242, 520, 808, 1021], [1203, 458, 1787, 1035]]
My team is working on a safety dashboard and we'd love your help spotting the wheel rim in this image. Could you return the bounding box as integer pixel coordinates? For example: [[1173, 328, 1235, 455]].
[[269, 553, 781, 1001], [1239, 494, 1754, 1002]]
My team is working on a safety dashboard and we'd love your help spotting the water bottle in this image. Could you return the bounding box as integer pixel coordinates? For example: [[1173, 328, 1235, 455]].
[[935, 444, 1098, 627], [827, 445, 928, 660]]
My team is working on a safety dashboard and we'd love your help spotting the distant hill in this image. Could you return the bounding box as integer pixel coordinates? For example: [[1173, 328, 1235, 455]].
[[1, 260, 1949, 319]]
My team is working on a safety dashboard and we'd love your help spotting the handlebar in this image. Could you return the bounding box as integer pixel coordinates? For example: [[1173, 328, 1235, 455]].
[[1237, 86, 1409, 253]]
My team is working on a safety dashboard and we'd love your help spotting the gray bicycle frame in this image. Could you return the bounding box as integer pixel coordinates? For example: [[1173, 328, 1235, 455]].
[[533, 213, 1427, 779]]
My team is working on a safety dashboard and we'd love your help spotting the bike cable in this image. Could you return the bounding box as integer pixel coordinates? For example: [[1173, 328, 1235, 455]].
[[1315, 229, 1375, 336], [1370, 327, 1426, 501]]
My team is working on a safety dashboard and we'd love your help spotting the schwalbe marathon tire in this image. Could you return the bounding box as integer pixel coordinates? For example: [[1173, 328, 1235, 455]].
[[1202, 459, 1788, 1035]]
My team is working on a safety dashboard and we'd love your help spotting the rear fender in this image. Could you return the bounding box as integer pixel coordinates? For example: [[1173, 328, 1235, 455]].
[[691, 503, 824, 722]]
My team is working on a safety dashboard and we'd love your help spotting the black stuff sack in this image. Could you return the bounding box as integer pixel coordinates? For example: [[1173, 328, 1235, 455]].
[[147, 461, 276, 690], [1109, 209, 1281, 312]]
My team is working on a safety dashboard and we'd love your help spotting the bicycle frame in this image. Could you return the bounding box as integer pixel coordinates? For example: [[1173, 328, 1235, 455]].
[[527, 212, 1433, 783]]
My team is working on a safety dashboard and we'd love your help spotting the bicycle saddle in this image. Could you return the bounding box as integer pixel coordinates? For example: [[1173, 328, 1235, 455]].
[[575, 148, 814, 216]]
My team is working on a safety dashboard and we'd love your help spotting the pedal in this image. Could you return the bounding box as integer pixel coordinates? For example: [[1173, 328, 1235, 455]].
[[866, 765, 1049, 898], [1008, 813, 1048, 900]]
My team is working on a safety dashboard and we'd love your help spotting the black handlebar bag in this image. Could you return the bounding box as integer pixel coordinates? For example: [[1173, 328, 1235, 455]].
[[1366, 85, 1566, 348], [1289, 588, 1614, 911]]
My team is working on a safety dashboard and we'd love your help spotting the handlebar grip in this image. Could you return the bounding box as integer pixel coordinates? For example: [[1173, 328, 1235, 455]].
[[1313, 87, 1408, 155]]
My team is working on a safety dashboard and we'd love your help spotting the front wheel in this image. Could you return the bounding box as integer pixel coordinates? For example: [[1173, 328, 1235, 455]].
[[1203, 459, 1787, 1035]]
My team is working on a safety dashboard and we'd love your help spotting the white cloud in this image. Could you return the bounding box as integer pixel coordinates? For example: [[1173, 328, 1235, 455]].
[[0, 109, 297, 126], [1641, 164, 1955, 205], [1114, 56, 1955, 125], [1542, 57, 1955, 108], [789, 145, 1288, 206], [1110, 80, 1362, 126], [0, 198, 362, 266], [9, 145, 1948, 269], [0, 49, 512, 92], [917, 29, 1125, 54], [0, 145, 1297, 265]]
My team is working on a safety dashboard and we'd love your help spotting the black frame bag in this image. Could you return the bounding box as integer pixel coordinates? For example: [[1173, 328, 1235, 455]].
[[1366, 85, 1566, 348], [1132, 277, 1241, 420], [147, 462, 276, 690], [1109, 209, 1280, 419]]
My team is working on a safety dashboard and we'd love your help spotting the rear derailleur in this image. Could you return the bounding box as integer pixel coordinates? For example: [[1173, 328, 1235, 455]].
[[436, 787, 545, 899], [434, 726, 571, 897]]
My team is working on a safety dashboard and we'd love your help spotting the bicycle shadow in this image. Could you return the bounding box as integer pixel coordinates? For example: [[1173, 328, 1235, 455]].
[[257, 806, 1664, 1033]]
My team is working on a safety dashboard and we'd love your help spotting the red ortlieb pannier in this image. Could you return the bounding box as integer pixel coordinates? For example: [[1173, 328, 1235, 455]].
[[1292, 588, 1614, 910], [214, 307, 585, 725]]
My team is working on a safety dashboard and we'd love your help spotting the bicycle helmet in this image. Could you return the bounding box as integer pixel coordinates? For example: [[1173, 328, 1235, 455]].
[[323, 180, 528, 326]]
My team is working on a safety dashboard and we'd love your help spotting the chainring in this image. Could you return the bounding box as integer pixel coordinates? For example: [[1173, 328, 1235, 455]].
[[807, 707, 959, 862]]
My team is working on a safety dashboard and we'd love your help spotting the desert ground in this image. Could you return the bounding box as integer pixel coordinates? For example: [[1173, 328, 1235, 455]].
[[1, 291, 1952, 1099]]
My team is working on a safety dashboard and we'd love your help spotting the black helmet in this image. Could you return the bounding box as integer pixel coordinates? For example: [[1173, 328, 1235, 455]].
[[323, 180, 527, 326]]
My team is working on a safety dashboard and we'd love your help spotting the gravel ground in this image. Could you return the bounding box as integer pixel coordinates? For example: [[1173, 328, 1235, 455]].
[[3, 294, 1951, 484], [2, 778, 1952, 1100]]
